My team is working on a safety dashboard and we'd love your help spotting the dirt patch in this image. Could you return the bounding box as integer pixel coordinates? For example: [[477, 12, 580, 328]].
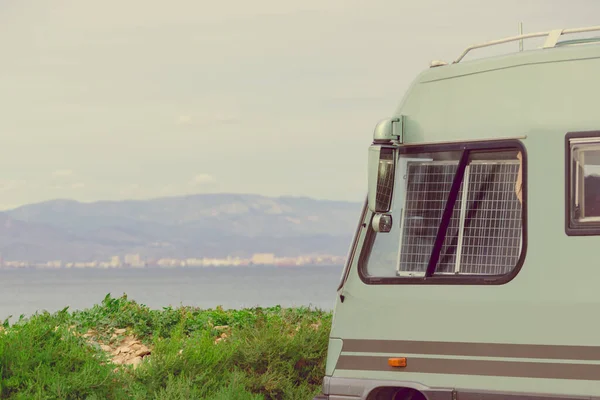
[[68, 325, 232, 367], [75, 327, 152, 370], [213, 325, 230, 344]]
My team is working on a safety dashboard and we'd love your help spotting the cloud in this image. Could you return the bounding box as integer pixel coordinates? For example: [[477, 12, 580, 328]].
[[52, 169, 74, 178], [160, 184, 177, 195], [0, 180, 26, 192], [49, 182, 84, 190], [118, 183, 142, 197], [214, 113, 240, 124], [176, 115, 192, 125], [0, 203, 19, 211], [188, 173, 216, 187]]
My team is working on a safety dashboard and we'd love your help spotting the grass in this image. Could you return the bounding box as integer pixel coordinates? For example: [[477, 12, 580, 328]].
[[0, 294, 332, 399]]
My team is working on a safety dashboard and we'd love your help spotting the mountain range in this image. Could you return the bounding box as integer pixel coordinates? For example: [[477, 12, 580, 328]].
[[0, 193, 364, 262]]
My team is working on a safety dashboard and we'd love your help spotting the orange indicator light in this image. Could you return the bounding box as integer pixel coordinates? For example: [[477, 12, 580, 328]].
[[388, 357, 407, 367]]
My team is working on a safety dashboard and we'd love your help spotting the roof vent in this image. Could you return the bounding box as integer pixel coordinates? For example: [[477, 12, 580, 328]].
[[430, 60, 448, 68]]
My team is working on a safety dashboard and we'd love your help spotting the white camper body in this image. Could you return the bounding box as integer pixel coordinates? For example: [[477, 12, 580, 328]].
[[315, 27, 600, 400]]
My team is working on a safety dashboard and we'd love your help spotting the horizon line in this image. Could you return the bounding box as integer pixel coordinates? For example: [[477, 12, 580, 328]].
[[1, 191, 365, 211]]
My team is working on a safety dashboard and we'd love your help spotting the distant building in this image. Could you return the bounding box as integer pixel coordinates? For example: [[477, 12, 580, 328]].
[[110, 256, 122, 268], [251, 253, 275, 265], [124, 253, 144, 267]]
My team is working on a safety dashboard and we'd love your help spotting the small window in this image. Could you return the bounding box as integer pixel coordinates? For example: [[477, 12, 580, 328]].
[[360, 142, 525, 284], [566, 132, 600, 235]]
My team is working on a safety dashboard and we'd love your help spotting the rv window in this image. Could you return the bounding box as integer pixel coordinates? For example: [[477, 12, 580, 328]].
[[567, 134, 600, 234], [362, 146, 524, 280]]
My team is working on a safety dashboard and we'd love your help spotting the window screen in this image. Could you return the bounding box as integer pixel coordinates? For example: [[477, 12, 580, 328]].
[[397, 158, 522, 276]]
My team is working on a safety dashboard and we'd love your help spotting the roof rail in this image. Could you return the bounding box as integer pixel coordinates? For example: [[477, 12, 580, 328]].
[[453, 25, 600, 64]]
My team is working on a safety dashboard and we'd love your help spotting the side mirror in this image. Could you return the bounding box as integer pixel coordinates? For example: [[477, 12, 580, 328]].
[[367, 145, 397, 213]]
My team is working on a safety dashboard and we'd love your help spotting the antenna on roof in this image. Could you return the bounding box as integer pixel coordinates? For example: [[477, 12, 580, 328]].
[[518, 22, 524, 51]]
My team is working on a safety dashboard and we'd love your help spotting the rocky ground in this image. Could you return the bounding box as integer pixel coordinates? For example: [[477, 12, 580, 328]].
[[70, 325, 232, 370], [82, 328, 152, 369]]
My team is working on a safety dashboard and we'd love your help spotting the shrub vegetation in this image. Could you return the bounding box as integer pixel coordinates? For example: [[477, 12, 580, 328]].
[[0, 294, 332, 399]]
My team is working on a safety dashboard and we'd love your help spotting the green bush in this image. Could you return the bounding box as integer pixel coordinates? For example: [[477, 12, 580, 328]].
[[0, 308, 128, 399], [0, 294, 332, 400]]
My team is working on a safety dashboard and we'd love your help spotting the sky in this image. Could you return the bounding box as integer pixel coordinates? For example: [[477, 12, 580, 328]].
[[0, 0, 599, 209]]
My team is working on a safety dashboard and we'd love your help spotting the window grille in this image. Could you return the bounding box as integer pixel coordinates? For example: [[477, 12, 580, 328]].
[[397, 159, 522, 276]]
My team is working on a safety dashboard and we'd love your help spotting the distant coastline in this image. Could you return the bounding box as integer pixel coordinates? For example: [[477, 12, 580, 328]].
[[0, 193, 361, 264], [0, 262, 345, 270], [0, 253, 346, 269]]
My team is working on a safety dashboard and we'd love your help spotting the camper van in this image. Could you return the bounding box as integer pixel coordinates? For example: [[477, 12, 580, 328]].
[[314, 26, 600, 400]]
